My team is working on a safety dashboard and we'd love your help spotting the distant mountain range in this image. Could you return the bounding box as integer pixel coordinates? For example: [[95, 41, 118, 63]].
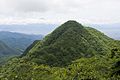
[[0, 24, 57, 35], [0, 23, 119, 40], [0, 40, 19, 56], [0, 31, 44, 54], [0, 40, 20, 64]]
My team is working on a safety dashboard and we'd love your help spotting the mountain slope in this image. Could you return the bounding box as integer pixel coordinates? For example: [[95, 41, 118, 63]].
[[0, 31, 43, 53], [0, 40, 20, 64], [21, 40, 40, 57], [0, 40, 19, 56], [23, 20, 115, 66]]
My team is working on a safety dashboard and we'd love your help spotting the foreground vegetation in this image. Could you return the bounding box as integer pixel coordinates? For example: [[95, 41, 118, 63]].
[[1, 52, 120, 80]]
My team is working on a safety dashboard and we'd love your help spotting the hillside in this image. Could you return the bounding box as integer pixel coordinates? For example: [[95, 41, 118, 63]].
[[0, 20, 120, 80], [0, 31, 43, 53], [0, 40, 20, 64], [0, 40, 19, 56], [0, 40, 19, 64], [23, 20, 114, 66]]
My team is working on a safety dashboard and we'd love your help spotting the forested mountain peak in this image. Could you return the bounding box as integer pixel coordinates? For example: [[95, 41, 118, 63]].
[[23, 20, 114, 67], [62, 20, 82, 27]]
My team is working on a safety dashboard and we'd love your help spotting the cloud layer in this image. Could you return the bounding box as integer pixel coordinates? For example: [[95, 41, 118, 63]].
[[0, 0, 120, 24]]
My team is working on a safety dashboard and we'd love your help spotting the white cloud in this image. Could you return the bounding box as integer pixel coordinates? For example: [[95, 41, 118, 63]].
[[0, 0, 120, 24]]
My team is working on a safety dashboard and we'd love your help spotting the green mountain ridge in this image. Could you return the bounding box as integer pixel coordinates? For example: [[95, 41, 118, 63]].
[[23, 20, 115, 66], [0, 20, 120, 80]]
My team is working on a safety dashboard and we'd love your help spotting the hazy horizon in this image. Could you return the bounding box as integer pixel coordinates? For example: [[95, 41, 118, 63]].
[[0, 22, 119, 40]]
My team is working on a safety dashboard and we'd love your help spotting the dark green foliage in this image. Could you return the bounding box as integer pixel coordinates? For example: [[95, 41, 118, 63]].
[[110, 48, 120, 78], [21, 40, 40, 57]]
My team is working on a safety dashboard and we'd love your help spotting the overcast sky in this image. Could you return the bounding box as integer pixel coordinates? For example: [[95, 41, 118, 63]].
[[0, 0, 120, 24]]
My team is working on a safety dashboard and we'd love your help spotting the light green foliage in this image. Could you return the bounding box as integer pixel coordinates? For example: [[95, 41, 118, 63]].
[[0, 55, 120, 80]]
